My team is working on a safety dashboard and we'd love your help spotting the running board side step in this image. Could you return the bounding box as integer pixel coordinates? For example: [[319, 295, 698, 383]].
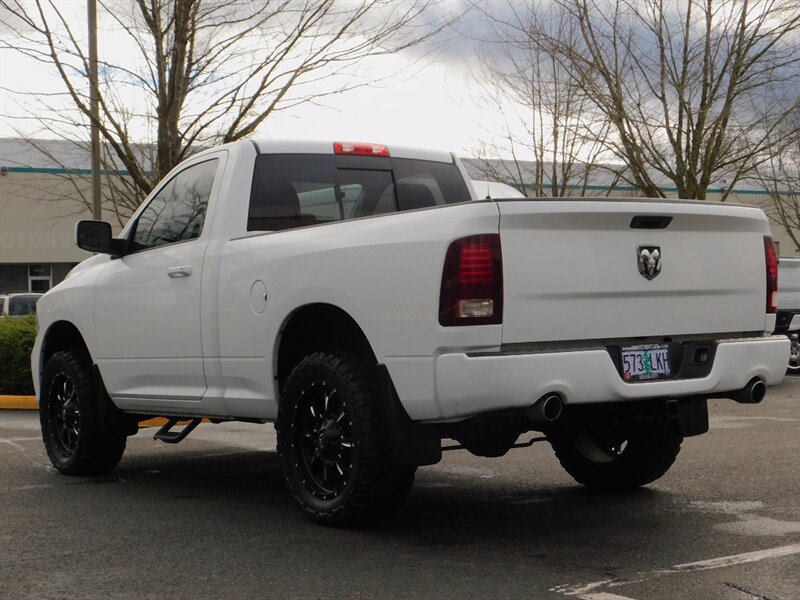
[[153, 418, 202, 444]]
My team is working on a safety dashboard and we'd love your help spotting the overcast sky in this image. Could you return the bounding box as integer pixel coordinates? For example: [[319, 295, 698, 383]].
[[0, 1, 514, 159]]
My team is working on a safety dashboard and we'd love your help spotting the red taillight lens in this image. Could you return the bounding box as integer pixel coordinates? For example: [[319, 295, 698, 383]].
[[333, 142, 390, 157], [439, 234, 503, 326], [764, 236, 778, 313]]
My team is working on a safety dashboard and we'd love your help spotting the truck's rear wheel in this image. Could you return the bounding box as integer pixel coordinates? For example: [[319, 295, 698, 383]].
[[276, 352, 415, 526], [548, 423, 682, 489], [40, 350, 126, 475]]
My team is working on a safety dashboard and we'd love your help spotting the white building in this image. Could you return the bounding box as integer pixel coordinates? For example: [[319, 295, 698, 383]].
[[1, 137, 797, 292]]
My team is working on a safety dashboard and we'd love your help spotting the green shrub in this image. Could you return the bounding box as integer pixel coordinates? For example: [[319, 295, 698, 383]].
[[0, 315, 37, 395]]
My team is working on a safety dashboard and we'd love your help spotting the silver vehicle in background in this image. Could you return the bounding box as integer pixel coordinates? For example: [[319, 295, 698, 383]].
[[776, 257, 800, 373], [470, 179, 526, 199]]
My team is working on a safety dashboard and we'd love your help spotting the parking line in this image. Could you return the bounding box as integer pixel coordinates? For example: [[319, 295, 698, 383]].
[[580, 594, 639, 600], [553, 542, 800, 598], [662, 543, 800, 573]]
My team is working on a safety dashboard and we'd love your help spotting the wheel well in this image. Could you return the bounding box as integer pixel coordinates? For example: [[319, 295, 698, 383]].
[[41, 321, 91, 375], [277, 304, 377, 391]]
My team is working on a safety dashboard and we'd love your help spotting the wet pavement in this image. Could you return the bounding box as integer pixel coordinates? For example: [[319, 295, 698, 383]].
[[1, 377, 798, 599]]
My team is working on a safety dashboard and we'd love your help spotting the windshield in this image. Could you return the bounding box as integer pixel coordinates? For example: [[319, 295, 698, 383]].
[[8, 295, 40, 316]]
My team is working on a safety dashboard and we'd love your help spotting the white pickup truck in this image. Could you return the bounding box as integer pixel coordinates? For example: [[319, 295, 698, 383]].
[[32, 140, 789, 525]]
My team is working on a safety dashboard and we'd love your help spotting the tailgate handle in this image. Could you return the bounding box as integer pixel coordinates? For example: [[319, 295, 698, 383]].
[[630, 215, 673, 229]]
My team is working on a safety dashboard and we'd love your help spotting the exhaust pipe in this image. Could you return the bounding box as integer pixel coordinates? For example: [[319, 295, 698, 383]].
[[526, 394, 563, 422], [728, 377, 767, 404]]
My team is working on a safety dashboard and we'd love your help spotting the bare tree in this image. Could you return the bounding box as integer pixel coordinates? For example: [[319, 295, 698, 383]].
[[758, 111, 800, 249], [470, 1, 617, 197], [1, 0, 446, 219], [529, 0, 800, 200]]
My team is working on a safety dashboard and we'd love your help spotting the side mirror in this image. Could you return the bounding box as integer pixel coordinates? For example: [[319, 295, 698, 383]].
[[76, 220, 126, 256]]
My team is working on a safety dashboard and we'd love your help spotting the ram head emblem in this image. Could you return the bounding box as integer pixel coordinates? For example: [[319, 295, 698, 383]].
[[637, 246, 662, 280]]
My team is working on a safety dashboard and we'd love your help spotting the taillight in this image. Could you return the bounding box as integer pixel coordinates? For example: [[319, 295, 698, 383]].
[[764, 236, 778, 313], [333, 142, 390, 157], [439, 234, 503, 326]]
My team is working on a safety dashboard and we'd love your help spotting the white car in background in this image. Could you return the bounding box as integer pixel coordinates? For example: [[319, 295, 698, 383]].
[[470, 179, 526, 199], [0, 292, 43, 318], [776, 257, 800, 373]]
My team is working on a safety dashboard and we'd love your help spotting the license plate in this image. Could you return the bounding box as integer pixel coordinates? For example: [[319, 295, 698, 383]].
[[622, 344, 671, 381]]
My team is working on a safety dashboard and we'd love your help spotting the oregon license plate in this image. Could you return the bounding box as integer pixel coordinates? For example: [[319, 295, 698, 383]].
[[622, 344, 671, 381]]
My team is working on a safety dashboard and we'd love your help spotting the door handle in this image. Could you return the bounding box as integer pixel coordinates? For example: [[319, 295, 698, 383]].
[[167, 265, 192, 278]]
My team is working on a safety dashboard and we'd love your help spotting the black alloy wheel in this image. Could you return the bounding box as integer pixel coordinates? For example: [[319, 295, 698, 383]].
[[573, 431, 629, 464], [277, 352, 415, 526], [293, 380, 355, 500], [47, 371, 81, 458], [548, 423, 683, 490], [40, 350, 127, 475]]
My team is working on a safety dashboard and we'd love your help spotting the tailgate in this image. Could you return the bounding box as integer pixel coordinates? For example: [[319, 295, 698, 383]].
[[498, 200, 769, 344]]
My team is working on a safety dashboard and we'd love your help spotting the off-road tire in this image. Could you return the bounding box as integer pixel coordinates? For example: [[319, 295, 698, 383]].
[[276, 352, 415, 526], [40, 350, 126, 475], [548, 422, 682, 490]]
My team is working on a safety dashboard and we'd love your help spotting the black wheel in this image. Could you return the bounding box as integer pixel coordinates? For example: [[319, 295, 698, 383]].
[[276, 352, 415, 526], [788, 336, 800, 374], [40, 350, 126, 475], [548, 422, 682, 489]]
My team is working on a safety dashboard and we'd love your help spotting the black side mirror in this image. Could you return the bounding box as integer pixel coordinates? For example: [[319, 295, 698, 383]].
[[76, 220, 126, 256]]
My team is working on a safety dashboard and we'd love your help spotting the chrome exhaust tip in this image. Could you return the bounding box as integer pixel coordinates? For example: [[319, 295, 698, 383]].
[[730, 377, 766, 404], [526, 394, 563, 422]]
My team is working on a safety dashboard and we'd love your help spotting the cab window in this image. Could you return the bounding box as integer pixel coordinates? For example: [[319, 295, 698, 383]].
[[131, 159, 218, 251]]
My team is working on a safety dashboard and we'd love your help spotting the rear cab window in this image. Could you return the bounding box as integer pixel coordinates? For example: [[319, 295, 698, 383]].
[[248, 153, 471, 232]]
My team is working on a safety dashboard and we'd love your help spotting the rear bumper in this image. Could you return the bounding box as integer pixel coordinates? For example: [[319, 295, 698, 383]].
[[435, 335, 789, 420]]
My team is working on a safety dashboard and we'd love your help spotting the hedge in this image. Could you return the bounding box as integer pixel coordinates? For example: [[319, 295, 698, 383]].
[[0, 315, 37, 395]]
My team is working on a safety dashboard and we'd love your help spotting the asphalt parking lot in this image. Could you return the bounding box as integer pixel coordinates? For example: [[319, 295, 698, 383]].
[[1, 379, 799, 600]]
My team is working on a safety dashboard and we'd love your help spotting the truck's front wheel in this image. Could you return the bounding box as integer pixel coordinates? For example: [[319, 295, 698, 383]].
[[276, 352, 415, 526], [40, 350, 127, 475], [548, 423, 682, 489]]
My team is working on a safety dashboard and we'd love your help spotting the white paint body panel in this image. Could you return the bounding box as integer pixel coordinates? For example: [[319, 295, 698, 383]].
[[32, 140, 788, 423], [215, 202, 502, 420]]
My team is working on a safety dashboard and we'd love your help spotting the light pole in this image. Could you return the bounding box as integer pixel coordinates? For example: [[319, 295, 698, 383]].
[[88, 0, 101, 220]]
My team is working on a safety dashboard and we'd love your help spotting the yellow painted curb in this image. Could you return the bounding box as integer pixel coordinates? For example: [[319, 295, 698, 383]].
[[0, 395, 37, 410], [0, 397, 209, 430]]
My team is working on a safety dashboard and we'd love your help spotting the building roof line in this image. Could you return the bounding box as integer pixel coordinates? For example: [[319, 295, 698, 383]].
[[1, 166, 138, 176]]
